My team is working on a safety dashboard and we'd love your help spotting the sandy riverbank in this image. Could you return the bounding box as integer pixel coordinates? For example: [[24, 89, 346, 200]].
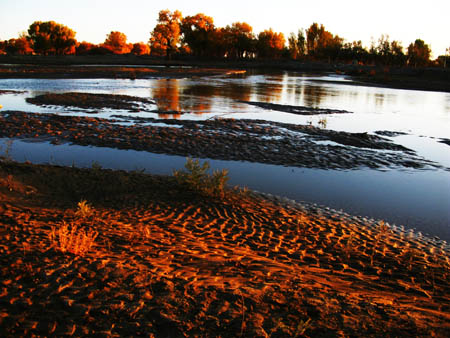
[[1, 160, 449, 337]]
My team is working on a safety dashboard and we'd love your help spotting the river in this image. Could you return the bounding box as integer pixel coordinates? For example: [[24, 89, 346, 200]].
[[1, 71, 449, 240]]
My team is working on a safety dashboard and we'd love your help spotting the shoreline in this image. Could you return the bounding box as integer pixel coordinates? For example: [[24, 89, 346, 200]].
[[1, 160, 449, 336], [251, 189, 450, 252]]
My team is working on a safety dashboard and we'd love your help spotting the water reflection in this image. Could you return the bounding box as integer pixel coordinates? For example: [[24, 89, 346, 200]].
[[148, 72, 297, 114], [181, 82, 252, 102], [1, 74, 449, 138], [150, 79, 183, 118], [374, 93, 385, 107], [150, 79, 255, 117], [254, 82, 283, 103], [151, 79, 181, 112], [301, 85, 327, 108]]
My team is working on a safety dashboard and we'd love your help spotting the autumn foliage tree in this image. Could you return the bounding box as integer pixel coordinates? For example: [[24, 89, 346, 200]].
[[5, 12, 440, 68], [27, 21, 76, 55], [103, 31, 131, 54], [75, 41, 95, 55], [407, 39, 431, 67], [4, 33, 33, 55], [222, 22, 255, 59], [150, 10, 182, 57], [131, 42, 150, 55], [181, 13, 216, 57], [288, 29, 306, 59], [256, 29, 285, 59], [306, 23, 343, 60]]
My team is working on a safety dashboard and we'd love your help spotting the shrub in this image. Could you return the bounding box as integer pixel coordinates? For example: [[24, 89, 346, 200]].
[[75, 200, 95, 219], [173, 158, 229, 198]]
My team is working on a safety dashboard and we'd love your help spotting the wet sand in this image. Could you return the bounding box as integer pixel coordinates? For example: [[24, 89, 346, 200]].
[[238, 100, 352, 115], [1, 160, 449, 337], [26, 92, 157, 111], [0, 109, 440, 170]]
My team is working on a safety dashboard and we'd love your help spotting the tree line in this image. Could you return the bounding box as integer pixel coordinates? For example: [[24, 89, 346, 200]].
[[0, 10, 448, 68]]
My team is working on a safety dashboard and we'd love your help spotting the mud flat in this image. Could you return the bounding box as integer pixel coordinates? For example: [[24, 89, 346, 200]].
[[1, 160, 449, 337], [238, 100, 352, 115], [26, 92, 157, 112], [0, 108, 441, 171]]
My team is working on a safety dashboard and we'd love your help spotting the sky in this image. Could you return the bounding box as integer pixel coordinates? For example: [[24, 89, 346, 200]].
[[0, 0, 449, 57]]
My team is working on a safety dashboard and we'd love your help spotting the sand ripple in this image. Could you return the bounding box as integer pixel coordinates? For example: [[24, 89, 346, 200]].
[[1, 163, 449, 337]]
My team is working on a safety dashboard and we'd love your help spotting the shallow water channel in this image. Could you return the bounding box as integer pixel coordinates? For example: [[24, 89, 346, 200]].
[[1, 71, 449, 240]]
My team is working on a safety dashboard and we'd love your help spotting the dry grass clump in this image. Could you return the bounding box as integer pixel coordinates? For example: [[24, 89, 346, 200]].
[[49, 221, 98, 256], [49, 200, 98, 255], [74, 200, 95, 219]]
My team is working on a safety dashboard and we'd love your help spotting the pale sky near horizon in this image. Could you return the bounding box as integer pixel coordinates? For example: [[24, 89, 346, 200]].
[[0, 0, 448, 57]]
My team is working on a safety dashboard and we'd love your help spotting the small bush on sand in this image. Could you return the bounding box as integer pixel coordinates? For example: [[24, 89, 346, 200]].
[[75, 200, 95, 219], [49, 221, 98, 256], [173, 158, 229, 198]]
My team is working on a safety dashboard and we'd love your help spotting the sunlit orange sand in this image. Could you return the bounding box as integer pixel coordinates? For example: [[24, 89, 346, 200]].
[[1, 161, 449, 337]]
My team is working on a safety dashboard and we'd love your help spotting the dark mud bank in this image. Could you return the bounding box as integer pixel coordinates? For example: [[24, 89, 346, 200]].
[[239, 101, 353, 116], [0, 110, 441, 170], [26, 92, 157, 112]]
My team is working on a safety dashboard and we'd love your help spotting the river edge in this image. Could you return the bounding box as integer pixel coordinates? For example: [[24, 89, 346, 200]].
[[1, 160, 449, 337], [1, 55, 449, 92]]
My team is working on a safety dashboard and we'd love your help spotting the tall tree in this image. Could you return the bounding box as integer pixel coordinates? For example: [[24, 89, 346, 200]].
[[150, 10, 182, 57], [181, 13, 216, 57], [407, 39, 431, 67], [306, 23, 342, 60], [306, 23, 324, 55], [103, 31, 131, 54], [223, 22, 255, 59], [256, 29, 285, 59], [389, 40, 405, 66], [27, 21, 76, 55], [288, 29, 306, 59]]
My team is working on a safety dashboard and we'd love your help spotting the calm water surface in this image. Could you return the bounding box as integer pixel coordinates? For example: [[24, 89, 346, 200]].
[[1, 71, 449, 240]]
